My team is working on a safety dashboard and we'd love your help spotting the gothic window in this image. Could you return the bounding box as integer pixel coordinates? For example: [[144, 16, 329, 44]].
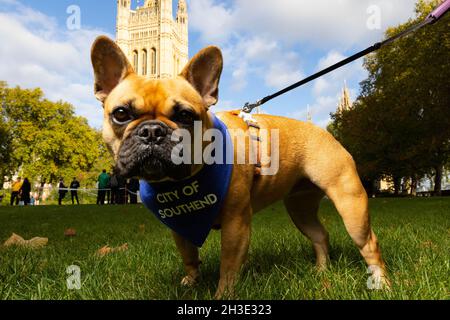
[[151, 48, 157, 75], [133, 50, 138, 73], [142, 50, 148, 76]]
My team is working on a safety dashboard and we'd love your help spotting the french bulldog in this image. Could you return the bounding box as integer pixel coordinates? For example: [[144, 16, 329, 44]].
[[91, 36, 388, 298]]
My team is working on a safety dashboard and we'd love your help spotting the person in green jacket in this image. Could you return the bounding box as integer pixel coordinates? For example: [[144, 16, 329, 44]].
[[97, 170, 110, 205]]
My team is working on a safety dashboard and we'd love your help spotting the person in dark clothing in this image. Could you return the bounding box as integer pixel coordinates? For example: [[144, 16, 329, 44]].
[[70, 178, 80, 205], [127, 178, 140, 204], [110, 173, 119, 205], [117, 175, 126, 204], [58, 179, 68, 206], [10, 177, 22, 206], [20, 178, 32, 206]]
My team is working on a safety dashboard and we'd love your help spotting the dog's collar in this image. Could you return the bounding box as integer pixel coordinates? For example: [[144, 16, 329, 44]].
[[139, 114, 234, 247]]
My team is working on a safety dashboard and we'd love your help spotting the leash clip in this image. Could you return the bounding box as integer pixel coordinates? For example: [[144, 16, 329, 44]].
[[242, 100, 262, 113]]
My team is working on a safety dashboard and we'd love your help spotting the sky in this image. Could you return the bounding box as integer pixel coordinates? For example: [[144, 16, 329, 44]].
[[0, 0, 420, 129]]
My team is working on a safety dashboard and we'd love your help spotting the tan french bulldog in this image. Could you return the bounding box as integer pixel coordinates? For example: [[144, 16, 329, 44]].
[[91, 36, 388, 298]]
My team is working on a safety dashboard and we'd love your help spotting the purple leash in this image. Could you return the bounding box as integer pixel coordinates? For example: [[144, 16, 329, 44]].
[[243, 0, 450, 113], [428, 0, 450, 22]]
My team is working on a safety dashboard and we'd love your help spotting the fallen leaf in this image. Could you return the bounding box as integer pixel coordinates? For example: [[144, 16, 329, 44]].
[[96, 245, 112, 257], [64, 228, 77, 237], [96, 243, 129, 257], [421, 240, 437, 249], [3, 233, 48, 249]]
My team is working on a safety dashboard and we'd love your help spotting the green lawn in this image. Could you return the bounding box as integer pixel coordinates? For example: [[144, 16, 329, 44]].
[[0, 198, 449, 300]]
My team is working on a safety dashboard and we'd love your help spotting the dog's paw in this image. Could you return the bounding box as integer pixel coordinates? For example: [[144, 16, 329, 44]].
[[181, 275, 198, 287], [367, 265, 391, 291]]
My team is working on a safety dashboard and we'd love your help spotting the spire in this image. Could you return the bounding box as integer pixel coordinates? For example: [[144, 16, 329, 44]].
[[116, 0, 131, 56], [144, 0, 157, 7], [177, 0, 188, 25], [338, 81, 352, 113], [118, 0, 131, 9], [307, 104, 312, 123], [178, 0, 187, 12]]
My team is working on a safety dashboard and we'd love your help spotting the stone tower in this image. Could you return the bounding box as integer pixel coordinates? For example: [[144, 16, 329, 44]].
[[337, 81, 352, 113], [116, 0, 189, 79]]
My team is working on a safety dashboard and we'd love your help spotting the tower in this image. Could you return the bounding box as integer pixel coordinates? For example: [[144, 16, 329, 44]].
[[175, 0, 189, 76], [337, 81, 352, 113], [115, 0, 189, 79], [177, 0, 188, 34], [159, 0, 174, 78], [116, 0, 131, 56]]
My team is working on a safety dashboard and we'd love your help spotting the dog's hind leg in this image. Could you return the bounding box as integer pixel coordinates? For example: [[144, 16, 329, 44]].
[[312, 158, 389, 288], [325, 177, 389, 288], [284, 183, 329, 270]]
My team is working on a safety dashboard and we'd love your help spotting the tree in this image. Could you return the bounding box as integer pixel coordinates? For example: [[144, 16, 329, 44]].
[[0, 83, 113, 187], [0, 81, 13, 186], [330, 0, 450, 196]]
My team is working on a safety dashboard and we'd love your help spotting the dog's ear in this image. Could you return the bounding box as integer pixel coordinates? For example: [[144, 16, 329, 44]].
[[180, 46, 223, 108], [91, 36, 134, 103]]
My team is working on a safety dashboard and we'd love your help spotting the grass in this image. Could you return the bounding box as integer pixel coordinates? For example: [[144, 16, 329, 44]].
[[0, 198, 449, 300]]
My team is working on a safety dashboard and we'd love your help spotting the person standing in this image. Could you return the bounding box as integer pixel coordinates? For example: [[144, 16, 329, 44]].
[[110, 173, 119, 205], [97, 170, 110, 205], [10, 177, 22, 206], [58, 179, 68, 206], [117, 175, 126, 204], [70, 177, 80, 205], [20, 178, 31, 206]]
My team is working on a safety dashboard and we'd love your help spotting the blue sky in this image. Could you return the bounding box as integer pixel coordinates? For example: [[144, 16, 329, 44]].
[[0, 0, 419, 128]]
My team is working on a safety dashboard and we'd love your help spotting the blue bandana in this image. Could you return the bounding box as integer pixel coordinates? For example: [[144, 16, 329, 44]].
[[140, 114, 233, 247]]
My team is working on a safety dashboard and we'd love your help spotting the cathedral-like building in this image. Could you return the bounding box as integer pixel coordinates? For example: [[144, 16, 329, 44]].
[[116, 0, 189, 79], [337, 82, 353, 113]]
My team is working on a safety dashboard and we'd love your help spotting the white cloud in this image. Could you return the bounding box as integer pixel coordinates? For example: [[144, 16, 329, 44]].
[[190, 0, 417, 95], [289, 48, 364, 128], [219, 35, 305, 91], [0, 2, 111, 128], [191, 0, 417, 47], [301, 49, 364, 126], [317, 50, 347, 70], [289, 94, 339, 127], [264, 61, 303, 89], [231, 64, 248, 91], [214, 99, 236, 113], [189, 0, 235, 43], [313, 78, 330, 96]]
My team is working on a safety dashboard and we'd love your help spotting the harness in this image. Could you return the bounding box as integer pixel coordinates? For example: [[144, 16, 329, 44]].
[[230, 110, 263, 176]]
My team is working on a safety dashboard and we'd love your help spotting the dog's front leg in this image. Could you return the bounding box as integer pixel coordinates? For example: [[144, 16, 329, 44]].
[[215, 205, 252, 299], [172, 231, 202, 287]]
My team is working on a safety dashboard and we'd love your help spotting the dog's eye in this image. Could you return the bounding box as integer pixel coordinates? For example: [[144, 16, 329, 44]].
[[112, 107, 133, 125], [174, 109, 196, 124]]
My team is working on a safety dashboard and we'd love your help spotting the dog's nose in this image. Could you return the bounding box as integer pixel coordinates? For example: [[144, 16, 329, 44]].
[[137, 122, 167, 144]]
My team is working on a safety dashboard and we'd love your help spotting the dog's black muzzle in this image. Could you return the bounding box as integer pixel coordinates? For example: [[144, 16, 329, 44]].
[[135, 120, 169, 145], [116, 120, 190, 181]]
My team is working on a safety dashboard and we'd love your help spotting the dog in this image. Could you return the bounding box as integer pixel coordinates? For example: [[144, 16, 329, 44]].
[[91, 36, 388, 298]]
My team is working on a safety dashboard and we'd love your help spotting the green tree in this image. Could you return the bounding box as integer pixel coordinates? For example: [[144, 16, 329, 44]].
[[330, 0, 450, 196], [0, 81, 13, 186], [0, 84, 113, 187]]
